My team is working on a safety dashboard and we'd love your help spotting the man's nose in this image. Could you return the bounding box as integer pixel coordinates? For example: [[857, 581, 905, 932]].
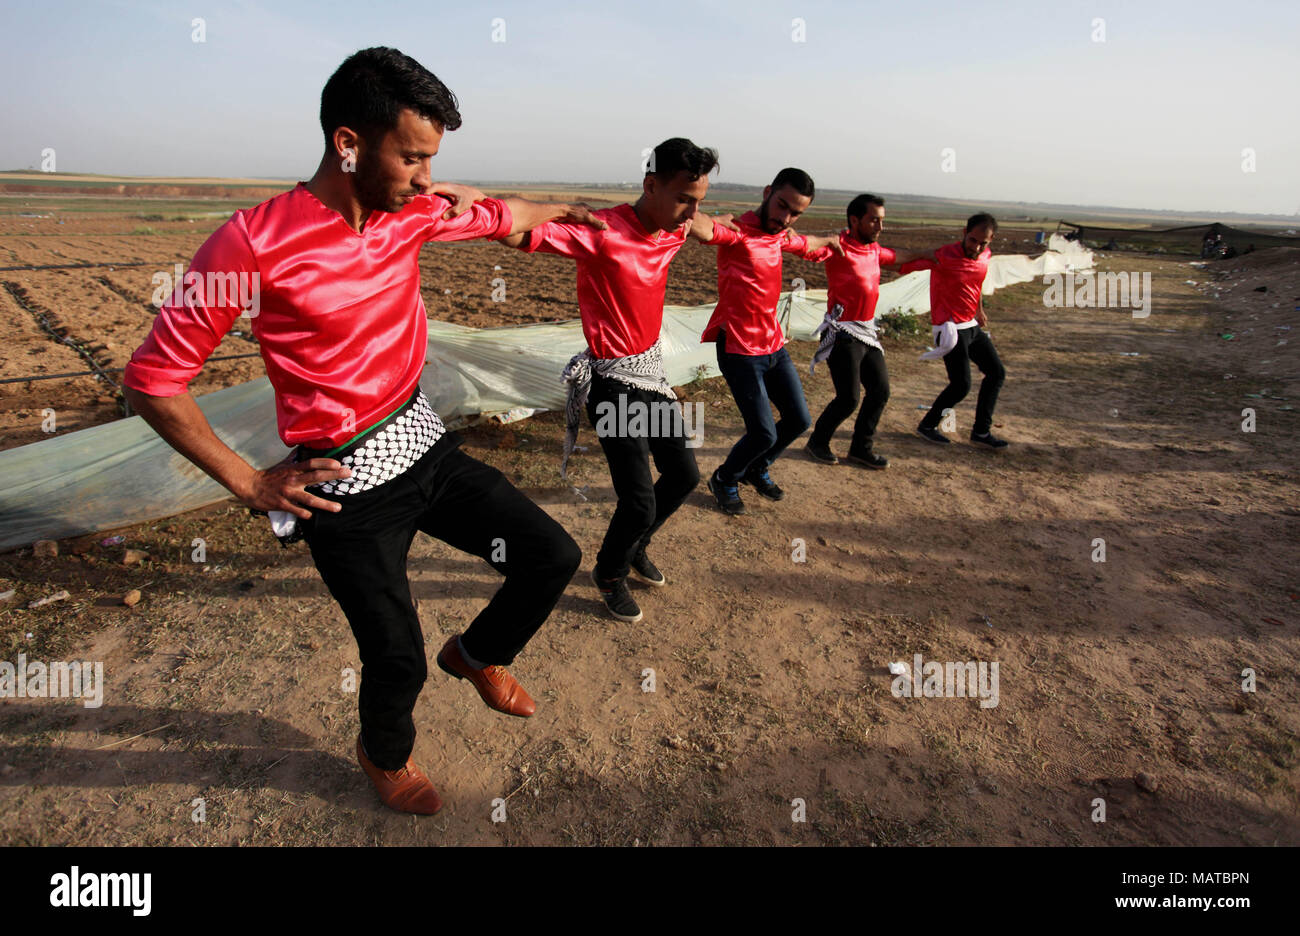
[[413, 160, 432, 191]]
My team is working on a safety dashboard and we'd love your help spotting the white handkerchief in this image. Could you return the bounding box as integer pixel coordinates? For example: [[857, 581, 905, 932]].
[[269, 510, 297, 539], [920, 321, 958, 360]]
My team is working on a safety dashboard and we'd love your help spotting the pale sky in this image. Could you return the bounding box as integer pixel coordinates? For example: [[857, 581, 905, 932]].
[[2, 0, 1297, 216]]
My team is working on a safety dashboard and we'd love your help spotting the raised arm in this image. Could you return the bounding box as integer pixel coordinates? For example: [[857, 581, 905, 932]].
[[425, 182, 607, 247], [501, 198, 608, 237], [883, 246, 940, 267], [500, 229, 531, 250], [688, 212, 741, 244], [427, 182, 488, 218], [797, 233, 845, 257], [498, 203, 613, 255], [495, 199, 608, 250]]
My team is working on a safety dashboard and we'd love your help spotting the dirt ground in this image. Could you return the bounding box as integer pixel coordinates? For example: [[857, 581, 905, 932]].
[[0, 195, 1296, 846]]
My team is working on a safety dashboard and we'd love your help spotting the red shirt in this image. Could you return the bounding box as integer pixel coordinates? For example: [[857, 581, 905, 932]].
[[699, 210, 819, 355], [806, 232, 898, 323], [899, 242, 990, 326], [525, 203, 695, 359], [123, 183, 513, 448]]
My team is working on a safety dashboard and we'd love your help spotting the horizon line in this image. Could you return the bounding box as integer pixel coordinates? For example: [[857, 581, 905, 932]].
[[1, 169, 1297, 226]]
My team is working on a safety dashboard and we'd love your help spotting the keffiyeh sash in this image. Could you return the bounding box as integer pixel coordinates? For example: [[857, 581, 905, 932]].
[[561, 338, 676, 480], [810, 304, 883, 375]]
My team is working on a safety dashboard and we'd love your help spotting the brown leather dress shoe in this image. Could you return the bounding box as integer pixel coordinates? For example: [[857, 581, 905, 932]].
[[436, 635, 536, 717], [355, 736, 443, 815]]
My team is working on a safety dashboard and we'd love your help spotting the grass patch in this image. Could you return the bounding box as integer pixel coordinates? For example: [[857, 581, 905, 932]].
[[877, 312, 927, 340]]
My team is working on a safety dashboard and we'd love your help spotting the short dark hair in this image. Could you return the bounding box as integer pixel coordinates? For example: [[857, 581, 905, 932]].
[[648, 137, 719, 181], [966, 212, 998, 233], [320, 47, 462, 147], [847, 193, 885, 225], [770, 167, 815, 199]]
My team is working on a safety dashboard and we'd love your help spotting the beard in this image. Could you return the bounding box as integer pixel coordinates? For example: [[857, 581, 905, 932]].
[[354, 151, 404, 213], [758, 198, 785, 234], [852, 224, 878, 244]]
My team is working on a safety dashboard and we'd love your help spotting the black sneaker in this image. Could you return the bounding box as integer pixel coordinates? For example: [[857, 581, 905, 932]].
[[805, 441, 839, 465], [630, 547, 666, 587], [591, 569, 643, 622], [846, 449, 889, 469], [707, 469, 746, 515], [743, 466, 784, 501], [917, 424, 952, 445], [970, 431, 1009, 449]]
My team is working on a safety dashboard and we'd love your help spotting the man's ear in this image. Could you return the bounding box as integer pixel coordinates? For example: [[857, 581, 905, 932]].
[[642, 174, 656, 199], [331, 126, 362, 160]]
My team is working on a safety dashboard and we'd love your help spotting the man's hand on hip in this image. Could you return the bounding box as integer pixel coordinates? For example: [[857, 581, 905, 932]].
[[241, 458, 353, 520]]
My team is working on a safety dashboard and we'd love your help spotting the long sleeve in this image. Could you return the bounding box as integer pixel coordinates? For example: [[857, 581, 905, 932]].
[[123, 213, 258, 397]]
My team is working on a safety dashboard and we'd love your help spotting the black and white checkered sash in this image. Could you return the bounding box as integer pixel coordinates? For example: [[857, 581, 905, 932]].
[[265, 388, 444, 546], [560, 337, 676, 480], [305, 388, 445, 496], [810, 304, 883, 375]]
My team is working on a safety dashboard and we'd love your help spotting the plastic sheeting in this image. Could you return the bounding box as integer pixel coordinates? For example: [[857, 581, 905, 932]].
[[0, 236, 1091, 549]]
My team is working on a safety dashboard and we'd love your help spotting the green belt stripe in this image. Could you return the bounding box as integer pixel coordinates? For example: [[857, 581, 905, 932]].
[[317, 396, 411, 458]]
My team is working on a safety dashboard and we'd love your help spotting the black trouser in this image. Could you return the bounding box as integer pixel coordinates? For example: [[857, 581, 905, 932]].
[[714, 333, 811, 482], [809, 333, 890, 453], [921, 326, 1005, 435], [301, 441, 581, 769], [586, 374, 699, 581]]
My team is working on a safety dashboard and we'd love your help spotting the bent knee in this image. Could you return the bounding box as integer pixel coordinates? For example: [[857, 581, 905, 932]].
[[553, 534, 582, 577], [752, 425, 779, 451], [532, 525, 581, 567], [677, 459, 702, 493], [620, 493, 659, 531]]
